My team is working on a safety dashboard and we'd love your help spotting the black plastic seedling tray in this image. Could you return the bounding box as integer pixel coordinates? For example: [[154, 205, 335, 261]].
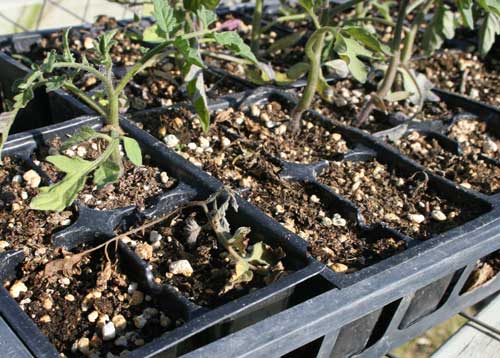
[[0, 52, 93, 133]]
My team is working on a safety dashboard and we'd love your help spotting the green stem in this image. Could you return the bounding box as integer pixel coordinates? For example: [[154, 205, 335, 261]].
[[289, 27, 335, 134], [200, 50, 253, 65], [401, 0, 433, 65], [261, 14, 308, 33], [355, 0, 410, 126], [340, 17, 395, 27], [53, 62, 109, 84], [328, 0, 367, 18], [251, 0, 263, 53], [62, 82, 107, 118]]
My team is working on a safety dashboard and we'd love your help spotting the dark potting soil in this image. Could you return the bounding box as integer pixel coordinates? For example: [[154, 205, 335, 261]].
[[391, 131, 500, 195], [0, 156, 74, 268], [414, 49, 500, 107], [125, 209, 286, 307], [448, 118, 500, 161], [131, 103, 406, 272], [318, 160, 483, 240], [309, 78, 458, 133], [37, 136, 177, 211], [4, 250, 177, 357]]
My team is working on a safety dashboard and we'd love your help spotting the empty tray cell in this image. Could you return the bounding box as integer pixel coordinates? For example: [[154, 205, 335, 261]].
[[318, 159, 484, 240], [124, 207, 289, 308], [391, 131, 500, 195], [3, 248, 178, 357], [449, 118, 500, 161], [131, 98, 352, 165], [461, 250, 500, 293]]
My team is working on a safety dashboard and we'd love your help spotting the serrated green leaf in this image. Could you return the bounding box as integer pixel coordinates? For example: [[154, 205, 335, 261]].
[[212, 31, 258, 64], [45, 76, 65, 92], [47, 155, 91, 173], [185, 64, 210, 132], [122, 136, 142, 166], [41, 50, 57, 73], [422, 3, 456, 55], [153, 0, 178, 38], [61, 126, 99, 150], [174, 37, 205, 68], [268, 32, 305, 53], [93, 158, 121, 187], [197, 7, 217, 29]]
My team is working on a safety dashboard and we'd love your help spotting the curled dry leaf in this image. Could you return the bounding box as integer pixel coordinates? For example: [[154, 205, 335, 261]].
[[43, 251, 86, 278], [96, 261, 114, 290]]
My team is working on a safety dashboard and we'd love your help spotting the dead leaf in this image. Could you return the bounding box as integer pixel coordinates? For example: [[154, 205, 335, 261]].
[[96, 261, 113, 290], [43, 251, 86, 278]]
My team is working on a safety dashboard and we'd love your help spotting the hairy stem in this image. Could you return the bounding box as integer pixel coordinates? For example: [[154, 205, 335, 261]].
[[289, 27, 334, 134], [355, 0, 410, 126], [251, 0, 263, 53], [62, 82, 107, 118]]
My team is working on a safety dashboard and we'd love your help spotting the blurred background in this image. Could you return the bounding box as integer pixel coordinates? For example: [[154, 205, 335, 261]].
[[0, 0, 145, 34]]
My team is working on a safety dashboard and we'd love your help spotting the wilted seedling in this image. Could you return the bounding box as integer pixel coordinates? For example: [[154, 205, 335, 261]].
[[43, 188, 282, 294]]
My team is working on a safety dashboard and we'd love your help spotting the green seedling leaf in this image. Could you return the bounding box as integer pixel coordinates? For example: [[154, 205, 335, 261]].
[[142, 24, 164, 43], [93, 158, 121, 187], [286, 62, 309, 80], [47, 155, 92, 173], [334, 33, 371, 83], [323, 59, 349, 78], [317, 74, 333, 102], [153, 0, 178, 38], [45, 76, 65, 92], [197, 7, 217, 29], [61, 126, 99, 150], [0, 109, 18, 163], [247, 242, 273, 267], [212, 31, 258, 64], [422, 3, 456, 55], [185, 64, 210, 132], [457, 0, 474, 29], [122, 136, 142, 166], [479, 11, 500, 57], [373, 0, 397, 22], [297, 0, 315, 12], [174, 37, 205, 68], [268, 32, 305, 53], [344, 27, 390, 55]]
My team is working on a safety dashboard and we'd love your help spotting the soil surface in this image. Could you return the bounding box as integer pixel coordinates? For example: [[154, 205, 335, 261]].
[[38, 136, 176, 211], [414, 49, 500, 106], [391, 131, 500, 195], [0, 156, 74, 268], [448, 118, 500, 161], [318, 159, 483, 240], [125, 208, 286, 307], [130, 102, 406, 272], [5, 250, 177, 357]]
